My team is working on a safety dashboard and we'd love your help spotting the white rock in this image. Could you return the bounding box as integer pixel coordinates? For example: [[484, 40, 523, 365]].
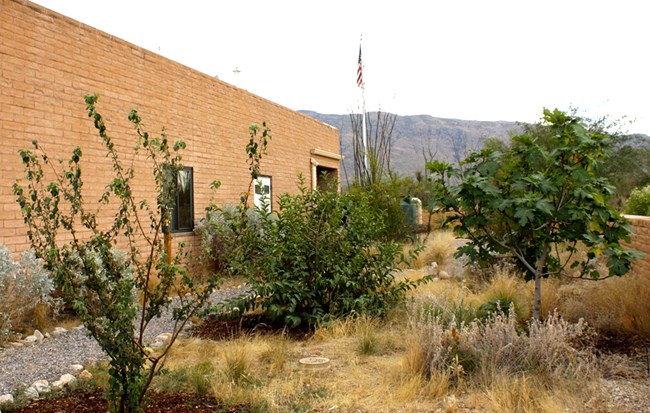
[[438, 270, 451, 280], [51, 327, 67, 337], [79, 370, 93, 380], [10, 342, 23, 348], [155, 333, 172, 345], [45, 332, 51, 339], [426, 262, 438, 276], [24, 386, 39, 399], [69, 364, 84, 373], [32, 380, 50, 394], [52, 374, 76, 389], [0, 393, 14, 404], [20, 336, 38, 346], [33, 329, 44, 341], [151, 341, 165, 349]]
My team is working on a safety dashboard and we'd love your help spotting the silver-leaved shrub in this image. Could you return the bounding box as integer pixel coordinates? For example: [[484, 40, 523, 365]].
[[0, 244, 60, 341]]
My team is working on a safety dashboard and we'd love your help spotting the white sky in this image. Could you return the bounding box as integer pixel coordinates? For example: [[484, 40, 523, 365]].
[[32, 0, 650, 134]]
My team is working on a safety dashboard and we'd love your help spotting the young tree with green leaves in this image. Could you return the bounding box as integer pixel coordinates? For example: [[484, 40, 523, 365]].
[[13, 95, 222, 413], [428, 108, 642, 320]]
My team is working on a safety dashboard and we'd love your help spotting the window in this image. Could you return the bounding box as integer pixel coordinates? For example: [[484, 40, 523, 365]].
[[170, 167, 194, 232], [253, 176, 272, 213]]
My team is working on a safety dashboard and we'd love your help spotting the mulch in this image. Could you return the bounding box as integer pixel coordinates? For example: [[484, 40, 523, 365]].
[[6, 388, 250, 413], [189, 313, 312, 341], [593, 333, 649, 356]]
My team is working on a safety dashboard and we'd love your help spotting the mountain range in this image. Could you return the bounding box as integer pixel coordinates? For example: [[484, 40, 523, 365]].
[[300, 111, 522, 182]]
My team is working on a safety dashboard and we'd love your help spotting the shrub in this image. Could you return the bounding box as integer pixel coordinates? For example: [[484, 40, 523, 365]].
[[0, 245, 60, 341], [194, 204, 265, 274], [345, 176, 416, 242], [407, 299, 595, 387], [219, 176, 427, 328], [625, 184, 650, 216]]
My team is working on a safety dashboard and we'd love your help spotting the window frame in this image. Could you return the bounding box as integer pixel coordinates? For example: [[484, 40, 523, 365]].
[[169, 166, 194, 233]]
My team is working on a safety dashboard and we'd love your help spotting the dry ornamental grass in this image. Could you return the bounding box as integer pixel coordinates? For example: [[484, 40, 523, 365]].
[[4, 232, 649, 412]]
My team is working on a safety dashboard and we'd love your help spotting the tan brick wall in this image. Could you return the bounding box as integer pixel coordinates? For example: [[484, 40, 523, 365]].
[[624, 215, 650, 276], [0, 0, 340, 254]]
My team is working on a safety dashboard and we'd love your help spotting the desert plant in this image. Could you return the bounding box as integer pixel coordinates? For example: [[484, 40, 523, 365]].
[[556, 271, 650, 338], [0, 245, 60, 341], [13, 95, 223, 413], [222, 345, 255, 386], [194, 204, 265, 274], [407, 304, 595, 388], [356, 316, 381, 356]]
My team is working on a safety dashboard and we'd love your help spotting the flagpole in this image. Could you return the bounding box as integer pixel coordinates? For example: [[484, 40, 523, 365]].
[[361, 77, 369, 181], [358, 35, 369, 181]]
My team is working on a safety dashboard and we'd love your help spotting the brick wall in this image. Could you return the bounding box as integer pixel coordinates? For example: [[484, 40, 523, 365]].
[[0, 0, 340, 254], [625, 215, 650, 275]]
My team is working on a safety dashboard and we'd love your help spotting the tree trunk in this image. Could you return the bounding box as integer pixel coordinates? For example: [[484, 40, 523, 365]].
[[533, 271, 542, 320], [532, 244, 549, 321]]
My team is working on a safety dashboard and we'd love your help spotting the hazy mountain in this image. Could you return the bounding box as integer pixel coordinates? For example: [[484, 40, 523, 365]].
[[300, 111, 522, 181]]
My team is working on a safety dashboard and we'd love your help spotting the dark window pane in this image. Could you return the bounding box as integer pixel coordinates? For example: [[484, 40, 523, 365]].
[[171, 167, 194, 232]]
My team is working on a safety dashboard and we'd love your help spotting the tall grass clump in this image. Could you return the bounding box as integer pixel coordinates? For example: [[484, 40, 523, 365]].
[[411, 230, 456, 269], [557, 271, 650, 338], [476, 268, 532, 321], [154, 361, 216, 397]]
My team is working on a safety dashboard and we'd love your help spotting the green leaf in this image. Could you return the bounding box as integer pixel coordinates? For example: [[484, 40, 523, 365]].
[[514, 207, 534, 226], [534, 199, 554, 216]]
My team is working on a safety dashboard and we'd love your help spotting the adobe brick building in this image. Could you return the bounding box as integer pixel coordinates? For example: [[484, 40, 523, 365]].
[[0, 0, 341, 255]]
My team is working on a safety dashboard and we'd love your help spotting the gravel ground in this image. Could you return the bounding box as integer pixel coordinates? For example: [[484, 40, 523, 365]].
[[591, 350, 650, 413], [0, 285, 249, 396]]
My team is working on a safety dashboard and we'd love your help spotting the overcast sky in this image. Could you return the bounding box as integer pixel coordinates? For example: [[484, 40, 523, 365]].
[[32, 0, 650, 134]]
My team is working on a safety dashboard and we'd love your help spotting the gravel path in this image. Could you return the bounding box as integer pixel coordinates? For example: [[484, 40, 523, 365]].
[[0, 285, 249, 396]]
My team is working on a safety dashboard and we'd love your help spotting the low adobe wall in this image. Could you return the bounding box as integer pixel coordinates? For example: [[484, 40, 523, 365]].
[[626, 215, 650, 275]]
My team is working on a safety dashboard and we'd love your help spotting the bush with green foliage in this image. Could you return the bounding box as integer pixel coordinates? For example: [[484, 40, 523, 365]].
[[596, 134, 650, 208], [222, 176, 426, 328], [0, 245, 60, 341], [345, 175, 418, 241], [13, 95, 222, 413], [625, 184, 650, 216]]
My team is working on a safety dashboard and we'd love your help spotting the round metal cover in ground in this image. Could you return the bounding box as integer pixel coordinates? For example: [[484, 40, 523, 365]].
[[299, 356, 331, 370]]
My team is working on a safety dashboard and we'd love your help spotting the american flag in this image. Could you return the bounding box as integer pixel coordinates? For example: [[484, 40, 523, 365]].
[[357, 46, 363, 87]]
